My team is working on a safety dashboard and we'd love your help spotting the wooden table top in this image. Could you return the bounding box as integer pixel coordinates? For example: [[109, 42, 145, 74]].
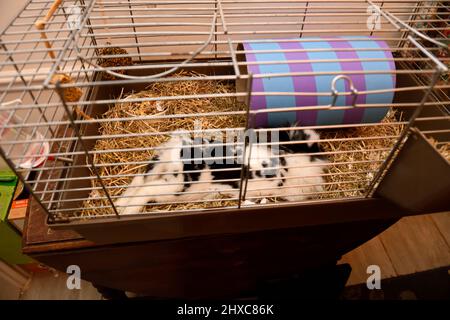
[[23, 199, 96, 254]]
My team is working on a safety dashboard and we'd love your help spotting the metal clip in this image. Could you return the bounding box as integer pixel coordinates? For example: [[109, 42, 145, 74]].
[[330, 75, 358, 108]]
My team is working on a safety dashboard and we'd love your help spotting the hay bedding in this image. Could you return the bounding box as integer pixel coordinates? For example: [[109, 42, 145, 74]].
[[428, 138, 450, 162], [319, 110, 404, 199], [80, 71, 405, 217], [437, 143, 450, 161], [82, 71, 245, 217]]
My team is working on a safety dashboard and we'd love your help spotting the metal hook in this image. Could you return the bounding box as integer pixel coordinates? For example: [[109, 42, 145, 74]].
[[330, 75, 359, 108]]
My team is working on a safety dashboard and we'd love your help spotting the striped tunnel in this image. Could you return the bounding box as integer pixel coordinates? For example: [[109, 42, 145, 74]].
[[242, 37, 396, 127]]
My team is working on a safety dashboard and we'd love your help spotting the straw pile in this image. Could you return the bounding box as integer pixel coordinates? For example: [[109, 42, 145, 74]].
[[81, 71, 245, 217], [428, 138, 450, 161], [318, 110, 404, 199], [437, 143, 450, 161]]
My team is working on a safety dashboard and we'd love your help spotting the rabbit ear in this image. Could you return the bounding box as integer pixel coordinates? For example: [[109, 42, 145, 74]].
[[278, 127, 325, 158], [288, 121, 301, 140]]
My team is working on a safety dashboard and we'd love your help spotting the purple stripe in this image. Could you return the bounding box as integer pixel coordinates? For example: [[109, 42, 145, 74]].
[[328, 38, 366, 124], [375, 40, 396, 86], [244, 43, 268, 127], [278, 40, 318, 126]]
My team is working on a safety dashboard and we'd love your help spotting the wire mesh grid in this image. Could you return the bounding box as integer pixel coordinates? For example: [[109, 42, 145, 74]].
[[400, 0, 449, 158], [0, 0, 448, 222]]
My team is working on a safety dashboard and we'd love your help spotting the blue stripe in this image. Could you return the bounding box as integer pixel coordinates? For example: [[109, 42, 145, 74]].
[[350, 40, 392, 123], [248, 42, 296, 127], [300, 39, 346, 125]]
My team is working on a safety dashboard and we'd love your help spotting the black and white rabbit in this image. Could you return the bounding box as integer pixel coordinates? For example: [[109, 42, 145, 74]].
[[115, 128, 327, 215]]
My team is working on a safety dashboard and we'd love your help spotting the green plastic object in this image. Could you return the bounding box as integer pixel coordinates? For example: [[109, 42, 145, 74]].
[[0, 172, 31, 264]]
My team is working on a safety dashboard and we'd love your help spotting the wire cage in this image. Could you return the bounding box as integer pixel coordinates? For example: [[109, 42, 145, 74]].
[[0, 0, 449, 243]]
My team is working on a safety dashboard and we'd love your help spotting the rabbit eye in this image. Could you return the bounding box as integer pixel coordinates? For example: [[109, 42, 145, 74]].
[[262, 161, 268, 168]]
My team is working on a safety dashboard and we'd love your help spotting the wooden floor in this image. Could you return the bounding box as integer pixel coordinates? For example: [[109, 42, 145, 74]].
[[0, 270, 102, 300], [339, 212, 450, 286], [1, 212, 448, 299], [19, 272, 102, 300]]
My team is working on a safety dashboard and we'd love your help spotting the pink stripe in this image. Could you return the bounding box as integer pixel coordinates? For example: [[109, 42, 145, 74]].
[[329, 39, 366, 124], [278, 40, 318, 125], [376, 40, 396, 86], [244, 43, 268, 127]]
